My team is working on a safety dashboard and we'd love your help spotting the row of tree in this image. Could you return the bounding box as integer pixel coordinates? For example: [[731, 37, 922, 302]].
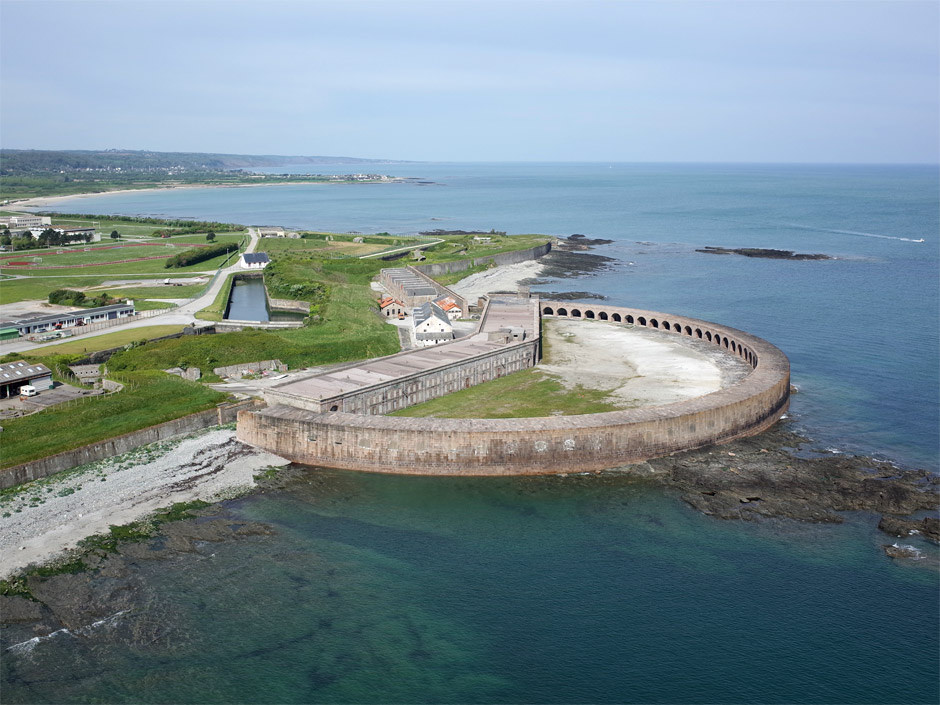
[[164, 242, 237, 268], [0, 228, 93, 251]]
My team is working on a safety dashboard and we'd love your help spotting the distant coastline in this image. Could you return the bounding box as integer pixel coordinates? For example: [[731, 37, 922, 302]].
[[9, 176, 409, 210]]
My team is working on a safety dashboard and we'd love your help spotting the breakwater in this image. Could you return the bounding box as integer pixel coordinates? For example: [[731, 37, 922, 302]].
[[237, 303, 790, 474]]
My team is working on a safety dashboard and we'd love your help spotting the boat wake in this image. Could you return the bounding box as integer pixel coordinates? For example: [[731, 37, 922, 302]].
[[783, 223, 925, 243]]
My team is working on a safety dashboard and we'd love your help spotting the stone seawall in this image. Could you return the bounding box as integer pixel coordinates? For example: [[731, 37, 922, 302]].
[[2, 400, 262, 489], [412, 241, 552, 278], [237, 304, 790, 475]]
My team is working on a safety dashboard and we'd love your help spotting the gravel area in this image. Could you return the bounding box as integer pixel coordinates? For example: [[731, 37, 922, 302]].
[[541, 319, 751, 407], [449, 260, 544, 299], [0, 428, 288, 579]]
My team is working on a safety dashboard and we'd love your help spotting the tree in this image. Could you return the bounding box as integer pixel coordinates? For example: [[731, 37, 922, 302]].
[[83, 233, 93, 243], [206, 231, 216, 242], [110, 230, 121, 239], [0, 231, 10, 247]]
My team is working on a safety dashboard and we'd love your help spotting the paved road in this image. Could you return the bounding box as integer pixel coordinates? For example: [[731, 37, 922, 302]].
[[0, 228, 260, 355]]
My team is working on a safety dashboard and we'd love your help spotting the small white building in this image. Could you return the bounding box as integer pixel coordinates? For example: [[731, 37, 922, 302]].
[[413, 302, 455, 346], [240, 252, 271, 270]]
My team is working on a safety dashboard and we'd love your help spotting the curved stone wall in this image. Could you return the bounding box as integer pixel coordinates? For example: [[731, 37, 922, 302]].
[[237, 303, 790, 475]]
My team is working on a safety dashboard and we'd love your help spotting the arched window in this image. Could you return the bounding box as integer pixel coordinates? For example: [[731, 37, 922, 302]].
[[705, 331, 712, 342], [558, 308, 568, 316], [599, 312, 608, 320], [585, 310, 595, 319], [571, 309, 582, 317], [626, 315, 634, 324], [637, 316, 646, 326], [650, 319, 659, 328], [612, 313, 622, 322], [695, 328, 702, 338], [543, 307, 554, 316], [684, 326, 692, 335]]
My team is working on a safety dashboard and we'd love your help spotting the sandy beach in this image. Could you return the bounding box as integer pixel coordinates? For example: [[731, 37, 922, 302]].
[[0, 428, 289, 579], [9, 180, 337, 211]]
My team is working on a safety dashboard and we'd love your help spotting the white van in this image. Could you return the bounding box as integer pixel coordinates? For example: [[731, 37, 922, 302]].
[[19, 385, 37, 397]]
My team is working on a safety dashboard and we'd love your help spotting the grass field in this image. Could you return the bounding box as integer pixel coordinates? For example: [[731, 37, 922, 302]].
[[260, 237, 388, 256], [27, 325, 188, 357], [1, 249, 241, 277], [0, 371, 227, 469], [48, 217, 185, 239], [95, 284, 204, 299]]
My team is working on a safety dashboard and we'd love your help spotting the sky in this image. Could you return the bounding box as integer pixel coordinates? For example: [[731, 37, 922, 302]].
[[1, 0, 937, 163]]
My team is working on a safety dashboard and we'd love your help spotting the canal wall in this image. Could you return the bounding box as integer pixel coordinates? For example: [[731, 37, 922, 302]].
[[2, 399, 262, 489], [237, 303, 790, 475]]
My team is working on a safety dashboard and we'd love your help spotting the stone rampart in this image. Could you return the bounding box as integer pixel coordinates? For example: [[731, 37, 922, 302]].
[[2, 400, 262, 489], [237, 303, 790, 475], [412, 241, 552, 278]]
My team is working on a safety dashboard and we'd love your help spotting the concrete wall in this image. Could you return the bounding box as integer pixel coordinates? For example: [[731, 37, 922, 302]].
[[237, 303, 789, 475], [214, 360, 286, 378], [1, 400, 261, 489]]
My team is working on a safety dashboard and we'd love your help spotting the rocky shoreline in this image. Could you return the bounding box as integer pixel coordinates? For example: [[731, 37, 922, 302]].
[[696, 246, 833, 260], [2, 423, 936, 650]]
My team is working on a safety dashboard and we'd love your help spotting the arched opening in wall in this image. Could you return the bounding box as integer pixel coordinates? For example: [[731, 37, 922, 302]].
[[585, 310, 595, 319], [731, 341, 736, 353], [543, 307, 554, 316], [674, 323, 682, 332], [695, 328, 702, 338], [497, 366, 504, 377], [705, 331, 712, 341], [684, 325, 692, 335], [612, 313, 622, 322], [650, 319, 659, 328], [723, 337, 729, 348], [626, 315, 634, 324], [465, 378, 471, 388], [329, 405, 338, 412], [599, 312, 609, 320], [572, 309, 582, 317], [557, 308, 568, 316], [637, 317, 646, 326]]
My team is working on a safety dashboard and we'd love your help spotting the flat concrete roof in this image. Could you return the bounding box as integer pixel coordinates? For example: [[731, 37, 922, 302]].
[[271, 296, 536, 402]]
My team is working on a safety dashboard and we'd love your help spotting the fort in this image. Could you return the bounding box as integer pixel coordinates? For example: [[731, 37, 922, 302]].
[[237, 296, 790, 475]]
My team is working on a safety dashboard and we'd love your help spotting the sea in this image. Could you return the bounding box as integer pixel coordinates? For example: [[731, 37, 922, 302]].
[[4, 163, 938, 704]]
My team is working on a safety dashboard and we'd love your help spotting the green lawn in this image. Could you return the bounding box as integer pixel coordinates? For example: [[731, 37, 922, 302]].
[[49, 217, 184, 239], [0, 371, 227, 469], [27, 325, 188, 357], [98, 283, 204, 299], [2, 250, 240, 277], [390, 368, 619, 419]]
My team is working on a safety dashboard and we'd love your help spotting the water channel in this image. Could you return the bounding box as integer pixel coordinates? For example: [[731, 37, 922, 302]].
[[224, 276, 305, 323]]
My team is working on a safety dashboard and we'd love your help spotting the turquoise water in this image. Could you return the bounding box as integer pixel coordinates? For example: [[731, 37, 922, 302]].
[[42, 163, 939, 468], [2, 471, 937, 704], [7, 163, 937, 703]]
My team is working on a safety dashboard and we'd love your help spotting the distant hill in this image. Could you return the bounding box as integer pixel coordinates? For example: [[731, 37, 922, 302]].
[[0, 149, 406, 174]]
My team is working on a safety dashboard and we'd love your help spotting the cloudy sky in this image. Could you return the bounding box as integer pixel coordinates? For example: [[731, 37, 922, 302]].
[[1, 0, 937, 162]]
